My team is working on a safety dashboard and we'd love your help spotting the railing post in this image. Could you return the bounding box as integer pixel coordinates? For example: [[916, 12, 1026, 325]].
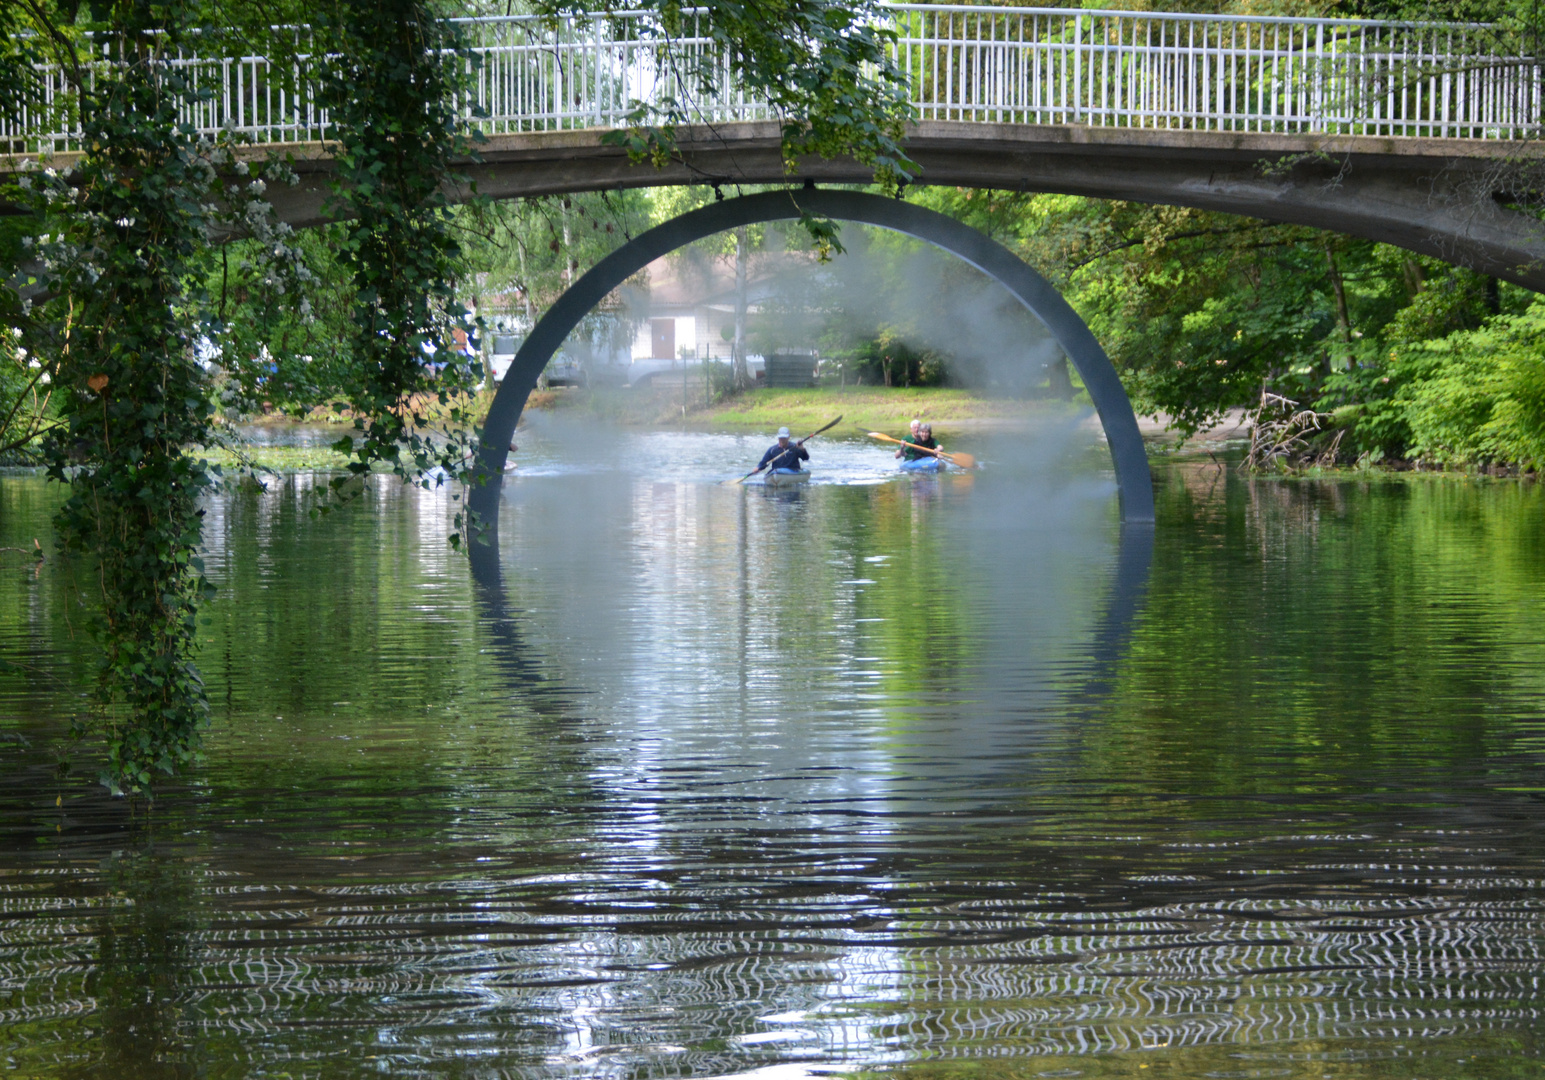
[[1313, 19, 1324, 131], [1073, 10, 1083, 123]]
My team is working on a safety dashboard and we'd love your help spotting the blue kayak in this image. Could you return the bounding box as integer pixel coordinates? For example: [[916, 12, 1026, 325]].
[[899, 457, 944, 473]]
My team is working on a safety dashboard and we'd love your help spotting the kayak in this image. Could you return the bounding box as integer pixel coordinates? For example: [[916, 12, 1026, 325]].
[[763, 468, 810, 486], [899, 457, 944, 473]]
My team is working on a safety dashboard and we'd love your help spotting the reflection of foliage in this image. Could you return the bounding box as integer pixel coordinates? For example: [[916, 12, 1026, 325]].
[[855, 483, 972, 698], [90, 848, 203, 1078], [1094, 464, 1545, 803]]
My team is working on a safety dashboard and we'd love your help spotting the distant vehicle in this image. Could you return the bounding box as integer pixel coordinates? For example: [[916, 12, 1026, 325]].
[[545, 354, 586, 387], [488, 334, 519, 382], [625, 357, 676, 387]]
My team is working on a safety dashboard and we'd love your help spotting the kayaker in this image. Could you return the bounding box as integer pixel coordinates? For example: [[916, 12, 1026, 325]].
[[895, 422, 939, 461], [759, 426, 810, 473]]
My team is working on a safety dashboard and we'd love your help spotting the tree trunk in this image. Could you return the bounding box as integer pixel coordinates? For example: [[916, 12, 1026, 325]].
[[516, 238, 545, 389], [560, 202, 576, 287], [1323, 241, 1352, 374], [1047, 355, 1074, 400], [732, 227, 750, 391]]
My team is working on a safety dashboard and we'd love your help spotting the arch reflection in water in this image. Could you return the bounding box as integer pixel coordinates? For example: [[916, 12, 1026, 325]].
[[469, 446, 1152, 808], [458, 453, 1157, 1068]]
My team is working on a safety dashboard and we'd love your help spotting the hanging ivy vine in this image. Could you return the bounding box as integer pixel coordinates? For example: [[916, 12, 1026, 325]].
[[315, 0, 486, 533], [14, 0, 310, 796], [4, 0, 927, 798], [21, 0, 227, 794]]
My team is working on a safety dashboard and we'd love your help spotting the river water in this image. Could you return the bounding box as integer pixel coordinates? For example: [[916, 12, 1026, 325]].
[[2, 421, 1544, 1079]]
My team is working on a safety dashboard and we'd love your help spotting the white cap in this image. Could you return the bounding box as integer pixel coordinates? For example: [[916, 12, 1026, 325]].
[[777, 427, 791, 438]]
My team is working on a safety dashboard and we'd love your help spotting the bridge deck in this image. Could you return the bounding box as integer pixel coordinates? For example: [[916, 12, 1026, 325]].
[[4, 7, 1541, 291]]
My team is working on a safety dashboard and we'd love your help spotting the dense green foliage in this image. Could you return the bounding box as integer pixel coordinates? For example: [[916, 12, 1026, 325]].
[[315, 0, 485, 514], [0, 0, 950, 795], [16, 0, 245, 792], [910, 186, 1544, 468], [570, 0, 915, 192]]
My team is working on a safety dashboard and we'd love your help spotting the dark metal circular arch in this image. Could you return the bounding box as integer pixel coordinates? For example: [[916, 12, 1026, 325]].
[[469, 188, 1154, 525]]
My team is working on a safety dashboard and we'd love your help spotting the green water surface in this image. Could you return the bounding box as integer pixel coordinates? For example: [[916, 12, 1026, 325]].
[[1, 431, 1543, 1080]]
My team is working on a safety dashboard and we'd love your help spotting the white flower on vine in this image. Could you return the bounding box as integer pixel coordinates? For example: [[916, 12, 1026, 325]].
[[235, 160, 249, 176], [248, 179, 266, 195]]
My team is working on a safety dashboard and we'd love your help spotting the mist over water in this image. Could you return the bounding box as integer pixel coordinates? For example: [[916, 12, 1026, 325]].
[[804, 229, 1068, 393], [567, 221, 1068, 394]]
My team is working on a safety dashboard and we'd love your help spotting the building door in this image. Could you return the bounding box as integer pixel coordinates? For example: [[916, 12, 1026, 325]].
[[651, 318, 675, 360]]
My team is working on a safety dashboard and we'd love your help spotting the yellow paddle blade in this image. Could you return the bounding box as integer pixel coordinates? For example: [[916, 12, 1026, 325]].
[[867, 430, 975, 469]]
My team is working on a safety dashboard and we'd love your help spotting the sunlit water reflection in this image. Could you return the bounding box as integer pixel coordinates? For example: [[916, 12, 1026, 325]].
[[2, 428, 1544, 1079]]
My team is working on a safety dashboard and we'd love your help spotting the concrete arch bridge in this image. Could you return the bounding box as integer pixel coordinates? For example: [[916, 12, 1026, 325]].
[[8, 3, 1542, 288]]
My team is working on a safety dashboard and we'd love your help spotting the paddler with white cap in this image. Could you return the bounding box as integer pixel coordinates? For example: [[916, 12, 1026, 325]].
[[757, 425, 810, 475]]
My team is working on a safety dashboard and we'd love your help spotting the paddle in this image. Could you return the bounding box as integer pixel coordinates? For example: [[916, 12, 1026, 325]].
[[730, 414, 844, 485], [862, 429, 976, 469]]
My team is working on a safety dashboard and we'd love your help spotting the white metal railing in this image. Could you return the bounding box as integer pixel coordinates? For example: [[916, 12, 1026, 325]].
[[4, 4, 1540, 155], [891, 4, 1541, 138]]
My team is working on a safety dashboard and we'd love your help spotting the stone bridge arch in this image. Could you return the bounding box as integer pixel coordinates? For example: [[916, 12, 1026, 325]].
[[469, 187, 1155, 529]]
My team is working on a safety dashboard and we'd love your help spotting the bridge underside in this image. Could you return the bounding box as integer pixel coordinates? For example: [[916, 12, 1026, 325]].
[[256, 120, 1545, 293]]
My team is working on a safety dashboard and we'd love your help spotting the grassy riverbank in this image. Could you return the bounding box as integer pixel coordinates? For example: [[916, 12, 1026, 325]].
[[198, 444, 354, 472], [528, 385, 1062, 434]]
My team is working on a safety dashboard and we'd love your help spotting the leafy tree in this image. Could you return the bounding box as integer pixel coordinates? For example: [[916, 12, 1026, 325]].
[[459, 190, 654, 380], [563, 0, 915, 191], [0, 0, 943, 796], [16, 0, 244, 793]]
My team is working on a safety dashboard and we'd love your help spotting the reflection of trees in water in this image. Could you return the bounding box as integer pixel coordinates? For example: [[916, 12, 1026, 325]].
[[84, 847, 204, 1079], [1105, 463, 1545, 800], [16, 465, 1545, 1072]]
